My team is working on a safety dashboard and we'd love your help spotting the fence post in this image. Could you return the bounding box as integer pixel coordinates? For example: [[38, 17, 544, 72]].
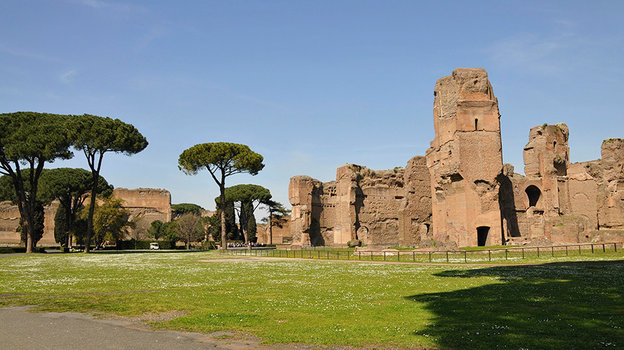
[[371, 251, 373, 261], [591, 244, 594, 254], [359, 251, 361, 260], [603, 244, 605, 253], [446, 251, 449, 263], [537, 247, 540, 257], [318, 251, 320, 259], [429, 251, 432, 263], [522, 248, 524, 259], [615, 243, 618, 252], [489, 250, 491, 261], [464, 251, 467, 263], [579, 245, 581, 255], [397, 251, 400, 262], [505, 249, 508, 260], [565, 245, 568, 256], [337, 251, 340, 260], [383, 252, 386, 261], [412, 251, 415, 263], [347, 251, 350, 260], [551, 246, 554, 257]]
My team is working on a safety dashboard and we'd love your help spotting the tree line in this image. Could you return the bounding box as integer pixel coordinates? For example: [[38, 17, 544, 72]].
[[0, 112, 288, 252]]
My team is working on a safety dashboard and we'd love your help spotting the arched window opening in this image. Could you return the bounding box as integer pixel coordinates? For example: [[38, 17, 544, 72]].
[[525, 185, 541, 207]]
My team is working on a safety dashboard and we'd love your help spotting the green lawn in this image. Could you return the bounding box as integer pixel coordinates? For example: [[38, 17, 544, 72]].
[[1, 251, 623, 349]]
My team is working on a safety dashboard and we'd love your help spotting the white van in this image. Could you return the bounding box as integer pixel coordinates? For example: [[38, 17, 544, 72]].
[[149, 242, 160, 250]]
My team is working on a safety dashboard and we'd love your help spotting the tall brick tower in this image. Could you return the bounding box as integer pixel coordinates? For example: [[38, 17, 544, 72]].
[[425, 68, 504, 247]]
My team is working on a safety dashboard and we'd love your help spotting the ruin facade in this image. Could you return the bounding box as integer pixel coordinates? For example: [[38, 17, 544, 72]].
[[288, 68, 624, 248], [0, 188, 172, 246], [113, 188, 172, 239], [426, 68, 504, 247], [288, 157, 432, 247], [256, 216, 291, 245]]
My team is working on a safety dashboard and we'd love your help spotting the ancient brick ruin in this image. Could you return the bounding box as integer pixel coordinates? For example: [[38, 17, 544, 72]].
[[288, 68, 624, 248], [112, 188, 172, 239], [0, 188, 171, 246], [289, 158, 432, 247]]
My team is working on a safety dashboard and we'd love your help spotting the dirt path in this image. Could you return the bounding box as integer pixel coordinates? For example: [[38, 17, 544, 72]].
[[0, 306, 291, 350], [0, 307, 403, 350]]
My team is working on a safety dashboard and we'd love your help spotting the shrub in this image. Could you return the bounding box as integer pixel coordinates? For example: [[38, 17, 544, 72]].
[[347, 240, 362, 247]]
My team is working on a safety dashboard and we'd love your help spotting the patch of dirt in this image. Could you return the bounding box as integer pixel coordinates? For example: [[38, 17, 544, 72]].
[[1, 306, 430, 349]]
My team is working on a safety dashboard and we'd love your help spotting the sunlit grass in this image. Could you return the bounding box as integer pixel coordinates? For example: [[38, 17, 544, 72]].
[[0, 251, 623, 349]]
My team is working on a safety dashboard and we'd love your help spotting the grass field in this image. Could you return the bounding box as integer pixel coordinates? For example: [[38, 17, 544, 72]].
[[1, 251, 623, 349]]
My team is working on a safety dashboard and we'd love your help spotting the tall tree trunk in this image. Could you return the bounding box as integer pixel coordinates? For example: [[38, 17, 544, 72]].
[[219, 183, 227, 250], [85, 185, 97, 253], [64, 204, 72, 248], [24, 220, 31, 253], [21, 199, 34, 253], [239, 203, 248, 244], [268, 210, 273, 245]]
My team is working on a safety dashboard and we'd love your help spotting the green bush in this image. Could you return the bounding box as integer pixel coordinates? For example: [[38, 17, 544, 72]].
[[0, 247, 26, 254], [201, 241, 218, 250], [347, 240, 362, 248]]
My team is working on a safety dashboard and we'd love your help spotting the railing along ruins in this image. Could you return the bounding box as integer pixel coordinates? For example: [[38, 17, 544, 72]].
[[220, 243, 621, 263]]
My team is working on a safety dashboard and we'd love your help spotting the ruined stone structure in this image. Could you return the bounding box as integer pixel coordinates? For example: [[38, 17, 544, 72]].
[[426, 68, 504, 247], [289, 157, 432, 247], [113, 188, 172, 240], [0, 188, 172, 246], [288, 68, 624, 248], [256, 216, 291, 245]]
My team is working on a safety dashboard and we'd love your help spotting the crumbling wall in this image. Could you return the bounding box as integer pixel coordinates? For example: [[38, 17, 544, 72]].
[[288, 176, 321, 247], [567, 161, 599, 230], [0, 200, 58, 246], [350, 166, 404, 246], [0, 188, 172, 246], [288, 159, 431, 247], [256, 215, 291, 245], [505, 123, 595, 244], [522, 123, 570, 215], [0, 201, 23, 245], [399, 156, 432, 246], [113, 188, 172, 240], [426, 68, 504, 247], [597, 139, 624, 229]]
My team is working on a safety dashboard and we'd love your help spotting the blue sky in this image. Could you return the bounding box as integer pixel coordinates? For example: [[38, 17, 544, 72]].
[[1, 0, 623, 215]]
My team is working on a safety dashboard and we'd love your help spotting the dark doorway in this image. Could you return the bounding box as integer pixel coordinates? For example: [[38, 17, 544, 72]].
[[477, 226, 490, 246], [525, 185, 541, 207]]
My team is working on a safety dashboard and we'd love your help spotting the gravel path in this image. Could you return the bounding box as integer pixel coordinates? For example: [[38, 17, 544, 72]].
[[0, 306, 263, 350]]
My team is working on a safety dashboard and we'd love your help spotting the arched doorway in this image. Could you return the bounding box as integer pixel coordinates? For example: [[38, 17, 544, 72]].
[[477, 226, 490, 246], [525, 185, 541, 207]]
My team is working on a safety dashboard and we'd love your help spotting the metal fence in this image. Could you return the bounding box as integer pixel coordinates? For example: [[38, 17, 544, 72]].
[[220, 242, 621, 263]]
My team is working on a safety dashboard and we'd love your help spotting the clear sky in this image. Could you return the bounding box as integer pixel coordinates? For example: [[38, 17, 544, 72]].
[[1, 0, 623, 216]]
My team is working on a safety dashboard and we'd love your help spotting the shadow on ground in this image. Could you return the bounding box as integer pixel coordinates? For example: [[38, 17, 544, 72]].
[[406, 260, 624, 349]]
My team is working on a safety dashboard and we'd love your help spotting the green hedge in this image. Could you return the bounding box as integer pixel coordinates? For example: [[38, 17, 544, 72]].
[[0, 247, 47, 254]]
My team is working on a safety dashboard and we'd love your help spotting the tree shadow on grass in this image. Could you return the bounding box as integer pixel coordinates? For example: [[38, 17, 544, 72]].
[[406, 261, 624, 349]]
